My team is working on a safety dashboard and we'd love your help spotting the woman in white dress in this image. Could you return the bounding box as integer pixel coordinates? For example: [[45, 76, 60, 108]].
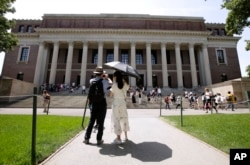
[[110, 71, 130, 144]]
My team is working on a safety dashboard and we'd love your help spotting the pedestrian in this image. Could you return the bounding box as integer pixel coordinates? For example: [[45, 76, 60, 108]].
[[92, 73, 112, 133], [224, 91, 235, 111], [81, 85, 86, 94], [165, 95, 171, 110], [157, 87, 162, 97], [132, 92, 136, 103], [42, 90, 50, 113], [83, 66, 110, 145], [175, 95, 181, 110], [138, 91, 142, 104], [110, 71, 130, 144], [201, 92, 206, 110], [204, 88, 212, 113]]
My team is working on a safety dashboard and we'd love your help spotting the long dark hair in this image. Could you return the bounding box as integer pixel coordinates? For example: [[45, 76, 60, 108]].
[[114, 71, 124, 89]]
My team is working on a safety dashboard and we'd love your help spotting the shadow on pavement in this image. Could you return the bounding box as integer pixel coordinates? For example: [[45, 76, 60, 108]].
[[99, 140, 172, 162]]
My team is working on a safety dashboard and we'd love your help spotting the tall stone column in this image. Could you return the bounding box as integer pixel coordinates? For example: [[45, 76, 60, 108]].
[[161, 42, 168, 88], [49, 41, 59, 84], [114, 41, 119, 61], [146, 42, 153, 88], [202, 43, 212, 85], [80, 41, 88, 86], [198, 47, 206, 85], [175, 42, 183, 88], [189, 43, 198, 87], [33, 42, 44, 85], [40, 46, 49, 84], [130, 42, 136, 87], [98, 42, 103, 67], [65, 41, 74, 85]]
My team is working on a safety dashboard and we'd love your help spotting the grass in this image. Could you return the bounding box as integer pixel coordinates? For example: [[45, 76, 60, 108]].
[[0, 115, 87, 165], [162, 113, 250, 154]]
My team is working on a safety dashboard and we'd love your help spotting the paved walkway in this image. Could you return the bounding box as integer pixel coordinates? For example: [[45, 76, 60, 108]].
[[1, 108, 249, 165]]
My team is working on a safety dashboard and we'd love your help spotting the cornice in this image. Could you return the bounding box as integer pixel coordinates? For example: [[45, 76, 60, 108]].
[[207, 36, 241, 42], [15, 33, 40, 38], [43, 13, 204, 21], [34, 28, 212, 37]]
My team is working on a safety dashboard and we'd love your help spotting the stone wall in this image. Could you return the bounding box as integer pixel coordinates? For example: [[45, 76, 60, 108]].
[[0, 77, 35, 102], [207, 78, 250, 102]]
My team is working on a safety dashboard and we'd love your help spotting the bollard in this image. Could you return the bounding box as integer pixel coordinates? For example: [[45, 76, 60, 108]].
[[160, 95, 162, 116], [180, 96, 183, 127], [246, 91, 250, 112], [31, 87, 37, 165]]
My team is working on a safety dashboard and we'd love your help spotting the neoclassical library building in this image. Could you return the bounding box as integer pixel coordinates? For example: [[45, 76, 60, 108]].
[[2, 14, 242, 89]]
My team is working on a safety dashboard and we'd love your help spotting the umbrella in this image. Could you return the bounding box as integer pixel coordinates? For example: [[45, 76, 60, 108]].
[[104, 61, 141, 78]]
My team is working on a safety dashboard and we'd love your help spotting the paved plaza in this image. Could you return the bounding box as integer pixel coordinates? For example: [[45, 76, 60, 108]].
[[1, 107, 249, 165]]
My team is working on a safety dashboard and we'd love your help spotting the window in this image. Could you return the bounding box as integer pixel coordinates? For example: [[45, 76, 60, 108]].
[[27, 25, 32, 32], [19, 25, 24, 32], [19, 47, 29, 62], [106, 49, 114, 62], [216, 49, 226, 64], [151, 50, 157, 64], [92, 49, 98, 64], [152, 75, 158, 87], [17, 72, 24, 81], [214, 29, 219, 36], [221, 29, 226, 36], [136, 50, 143, 64], [121, 50, 128, 64]]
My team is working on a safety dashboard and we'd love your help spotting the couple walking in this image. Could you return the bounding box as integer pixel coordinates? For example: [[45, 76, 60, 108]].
[[83, 67, 130, 145]]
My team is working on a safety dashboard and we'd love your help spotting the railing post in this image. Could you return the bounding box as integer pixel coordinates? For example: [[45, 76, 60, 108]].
[[31, 87, 37, 165]]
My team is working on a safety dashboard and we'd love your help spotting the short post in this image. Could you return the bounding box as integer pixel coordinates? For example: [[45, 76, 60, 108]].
[[160, 95, 162, 116], [180, 96, 183, 127], [246, 91, 250, 111], [31, 87, 37, 165]]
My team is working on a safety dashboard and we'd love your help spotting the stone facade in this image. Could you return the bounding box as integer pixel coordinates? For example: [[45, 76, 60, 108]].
[[2, 14, 241, 89]]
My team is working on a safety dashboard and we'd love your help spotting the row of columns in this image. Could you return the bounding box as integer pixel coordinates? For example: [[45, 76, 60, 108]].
[[34, 41, 212, 88]]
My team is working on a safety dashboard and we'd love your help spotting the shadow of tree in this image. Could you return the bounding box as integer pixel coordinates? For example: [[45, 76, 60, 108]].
[[99, 140, 172, 162]]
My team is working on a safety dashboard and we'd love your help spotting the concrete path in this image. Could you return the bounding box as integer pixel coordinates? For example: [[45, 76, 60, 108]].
[[1, 108, 249, 165]]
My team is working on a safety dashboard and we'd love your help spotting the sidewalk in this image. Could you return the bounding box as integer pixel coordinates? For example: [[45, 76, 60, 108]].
[[1, 108, 249, 165]]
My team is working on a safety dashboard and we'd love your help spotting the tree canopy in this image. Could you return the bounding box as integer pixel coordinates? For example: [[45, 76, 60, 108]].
[[222, 0, 250, 50], [246, 65, 250, 77], [0, 0, 18, 52]]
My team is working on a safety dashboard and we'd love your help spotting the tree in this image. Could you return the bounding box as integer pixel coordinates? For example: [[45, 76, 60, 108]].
[[0, 0, 18, 52], [246, 65, 250, 77], [221, 0, 250, 51]]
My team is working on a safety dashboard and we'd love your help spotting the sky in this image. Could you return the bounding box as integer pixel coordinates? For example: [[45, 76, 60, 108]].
[[1, 0, 249, 76]]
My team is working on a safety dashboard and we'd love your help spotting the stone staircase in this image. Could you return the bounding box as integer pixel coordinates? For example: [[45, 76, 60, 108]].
[[2, 86, 248, 109]]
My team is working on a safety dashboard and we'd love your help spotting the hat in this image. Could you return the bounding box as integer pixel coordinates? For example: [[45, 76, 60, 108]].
[[93, 66, 105, 74]]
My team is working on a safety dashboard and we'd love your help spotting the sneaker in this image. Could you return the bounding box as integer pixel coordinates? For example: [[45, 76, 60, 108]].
[[97, 140, 104, 145], [113, 139, 122, 145], [83, 139, 90, 144]]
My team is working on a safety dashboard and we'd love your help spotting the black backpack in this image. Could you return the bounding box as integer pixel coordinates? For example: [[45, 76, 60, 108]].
[[88, 79, 105, 104]]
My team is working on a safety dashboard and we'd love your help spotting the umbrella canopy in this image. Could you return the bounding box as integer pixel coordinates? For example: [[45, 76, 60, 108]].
[[104, 61, 141, 78]]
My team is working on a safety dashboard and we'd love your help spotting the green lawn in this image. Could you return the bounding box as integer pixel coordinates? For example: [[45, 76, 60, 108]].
[[0, 115, 87, 165], [162, 113, 250, 154]]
